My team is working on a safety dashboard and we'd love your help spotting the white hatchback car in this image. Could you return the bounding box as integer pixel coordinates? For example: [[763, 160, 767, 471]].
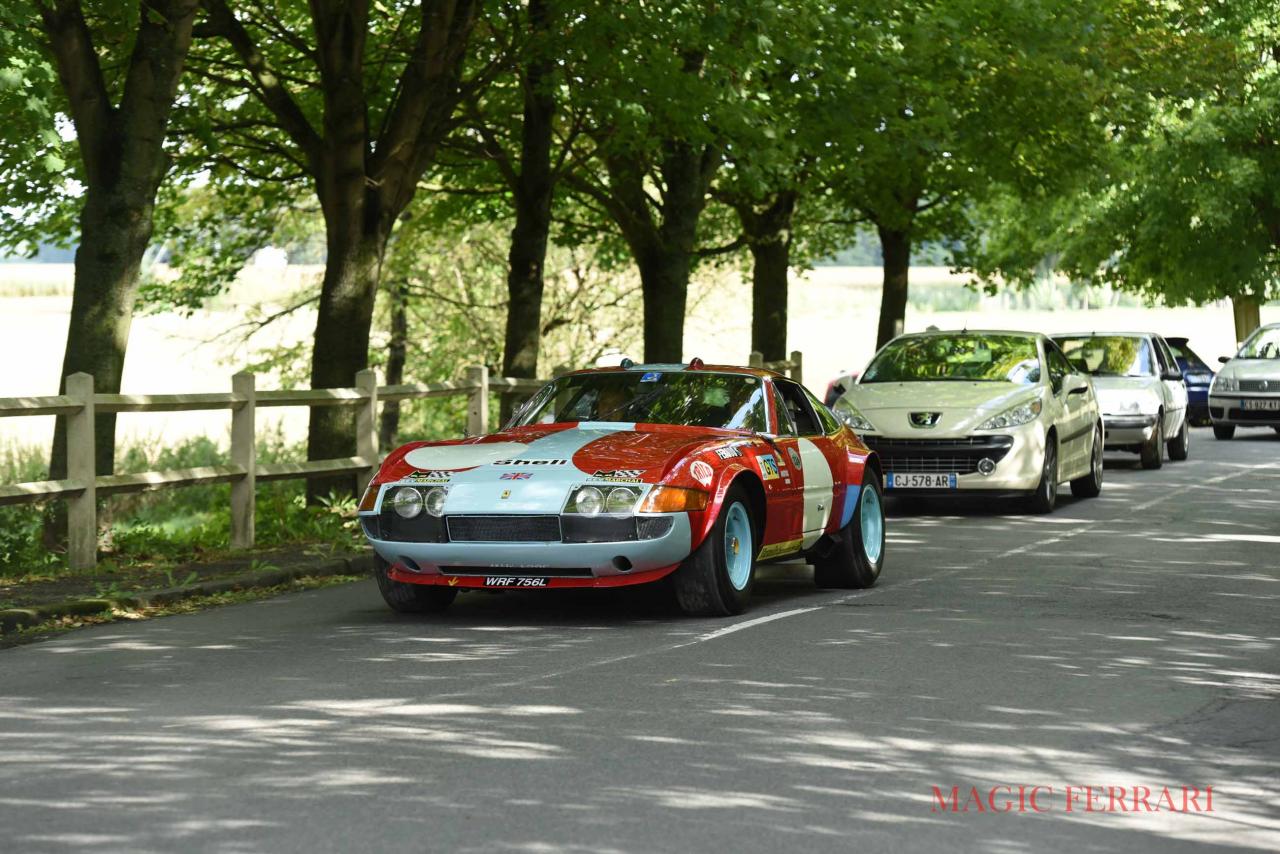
[[1209, 322, 1280, 439], [1053, 332, 1190, 469], [832, 330, 1103, 513]]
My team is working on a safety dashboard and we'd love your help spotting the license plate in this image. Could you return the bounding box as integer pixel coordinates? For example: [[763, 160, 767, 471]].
[[885, 473, 957, 489], [1242, 399, 1280, 411], [483, 576, 548, 587]]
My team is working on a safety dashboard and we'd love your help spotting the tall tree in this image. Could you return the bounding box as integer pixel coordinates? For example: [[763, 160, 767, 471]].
[[0, 1, 199, 545], [196, 0, 479, 500]]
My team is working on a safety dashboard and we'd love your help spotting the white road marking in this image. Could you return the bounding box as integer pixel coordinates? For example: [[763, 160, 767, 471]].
[[691, 606, 822, 644]]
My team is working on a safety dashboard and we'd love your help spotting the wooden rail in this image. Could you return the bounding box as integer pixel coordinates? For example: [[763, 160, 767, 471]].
[[0, 352, 801, 570]]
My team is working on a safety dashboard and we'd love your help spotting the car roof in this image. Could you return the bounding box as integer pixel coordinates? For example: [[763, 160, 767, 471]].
[[894, 329, 1045, 340], [1052, 331, 1161, 339], [566, 363, 781, 380]]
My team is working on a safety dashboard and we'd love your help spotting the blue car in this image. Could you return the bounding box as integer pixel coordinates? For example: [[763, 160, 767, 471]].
[[1167, 337, 1215, 426]]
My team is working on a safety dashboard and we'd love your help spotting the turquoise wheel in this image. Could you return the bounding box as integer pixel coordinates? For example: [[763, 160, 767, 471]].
[[723, 501, 753, 591], [860, 485, 884, 564]]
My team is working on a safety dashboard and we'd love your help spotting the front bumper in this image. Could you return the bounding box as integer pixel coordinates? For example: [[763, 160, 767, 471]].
[[362, 510, 693, 588], [1209, 394, 1280, 427], [862, 421, 1046, 493], [1102, 413, 1157, 446]]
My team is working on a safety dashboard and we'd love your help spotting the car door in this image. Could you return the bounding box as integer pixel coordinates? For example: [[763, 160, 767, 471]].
[[1044, 341, 1091, 474], [774, 379, 838, 548], [1154, 335, 1188, 435]]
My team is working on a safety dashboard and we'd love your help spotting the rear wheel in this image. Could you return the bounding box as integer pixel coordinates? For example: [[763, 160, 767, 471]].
[[1213, 424, 1235, 440], [373, 554, 458, 613], [1070, 425, 1104, 498], [814, 476, 885, 589], [1028, 436, 1058, 514], [1168, 417, 1189, 461], [672, 482, 757, 616], [1140, 413, 1164, 469]]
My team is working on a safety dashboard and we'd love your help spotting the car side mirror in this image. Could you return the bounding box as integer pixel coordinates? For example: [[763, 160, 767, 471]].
[[1218, 356, 1231, 364], [1161, 369, 1184, 381]]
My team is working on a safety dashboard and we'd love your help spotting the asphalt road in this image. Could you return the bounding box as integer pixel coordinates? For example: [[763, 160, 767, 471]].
[[2, 427, 1279, 853]]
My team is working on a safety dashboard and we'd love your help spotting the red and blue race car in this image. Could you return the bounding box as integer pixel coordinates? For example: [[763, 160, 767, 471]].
[[358, 361, 886, 616]]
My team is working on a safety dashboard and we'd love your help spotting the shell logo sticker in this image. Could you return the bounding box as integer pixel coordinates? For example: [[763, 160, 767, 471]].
[[690, 460, 714, 486], [757, 454, 781, 481]]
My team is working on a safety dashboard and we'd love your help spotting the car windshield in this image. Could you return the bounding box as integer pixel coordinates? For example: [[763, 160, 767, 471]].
[[1055, 335, 1154, 377], [1238, 327, 1280, 359], [1167, 339, 1211, 372], [509, 370, 767, 431], [861, 334, 1041, 384]]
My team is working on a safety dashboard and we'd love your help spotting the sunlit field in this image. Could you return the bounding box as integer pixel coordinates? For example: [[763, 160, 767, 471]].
[[2, 263, 1277, 451]]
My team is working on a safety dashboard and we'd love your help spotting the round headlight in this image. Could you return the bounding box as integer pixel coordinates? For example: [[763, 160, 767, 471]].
[[424, 487, 447, 517], [574, 486, 604, 515], [606, 487, 636, 514], [391, 486, 423, 519]]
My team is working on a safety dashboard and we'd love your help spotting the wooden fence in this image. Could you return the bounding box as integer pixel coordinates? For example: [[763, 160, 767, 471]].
[[0, 353, 802, 571]]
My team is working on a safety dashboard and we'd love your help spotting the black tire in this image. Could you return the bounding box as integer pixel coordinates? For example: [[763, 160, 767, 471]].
[[814, 476, 886, 589], [373, 554, 458, 613], [1070, 425, 1104, 498], [1028, 434, 1059, 514], [1168, 416, 1189, 461], [1274, 427, 1280, 436], [1140, 412, 1164, 469], [672, 482, 757, 617], [1213, 424, 1235, 440]]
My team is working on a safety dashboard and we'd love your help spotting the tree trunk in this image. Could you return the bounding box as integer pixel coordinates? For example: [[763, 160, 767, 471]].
[[378, 279, 409, 448], [636, 246, 691, 363], [876, 226, 912, 349], [736, 191, 797, 362], [500, 0, 556, 424], [305, 220, 385, 503], [1231, 295, 1261, 344]]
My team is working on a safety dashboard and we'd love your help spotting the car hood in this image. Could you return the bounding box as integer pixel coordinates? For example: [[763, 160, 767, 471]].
[[373, 423, 737, 515], [1089, 376, 1162, 415], [844, 382, 1044, 436], [1219, 358, 1280, 382]]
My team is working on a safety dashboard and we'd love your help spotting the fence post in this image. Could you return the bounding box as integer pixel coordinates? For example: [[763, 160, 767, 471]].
[[355, 369, 379, 493], [65, 372, 96, 570], [748, 351, 764, 369], [465, 365, 489, 436], [230, 372, 256, 549], [789, 350, 803, 384]]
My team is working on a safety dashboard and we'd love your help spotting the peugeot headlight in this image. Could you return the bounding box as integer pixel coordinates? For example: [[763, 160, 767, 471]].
[[1213, 374, 1239, 392], [389, 486, 424, 519], [832, 397, 875, 432], [977, 398, 1043, 430]]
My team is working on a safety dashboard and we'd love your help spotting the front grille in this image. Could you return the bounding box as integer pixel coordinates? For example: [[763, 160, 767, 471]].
[[1238, 380, 1277, 392], [446, 515, 562, 542], [1227, 408, 1280, 422], [864, 435, 1014, 475], [440, 566, 593, 578], [562, 515, 637, 543], [371, 512, 448, 543]]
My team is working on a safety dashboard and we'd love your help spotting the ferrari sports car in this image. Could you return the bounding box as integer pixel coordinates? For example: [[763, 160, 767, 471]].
[[831, 330, 1104, 513], [359, 361, 886, 617], [1210, 322, 1280, 439], [1053, 332, 1190, 469]]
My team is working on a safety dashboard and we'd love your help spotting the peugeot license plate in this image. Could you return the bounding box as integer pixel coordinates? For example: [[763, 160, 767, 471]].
[[1242, 399, 1280, 411], [886, 473, 957, 489]]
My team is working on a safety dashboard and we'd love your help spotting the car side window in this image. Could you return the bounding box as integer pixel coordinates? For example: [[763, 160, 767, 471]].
[[802, 386, 842, 434], [775, 379, 823, 436], [1155, 338, 1178, 376], [770, 384, 797, 436], [1045, 343, 1072, 394]]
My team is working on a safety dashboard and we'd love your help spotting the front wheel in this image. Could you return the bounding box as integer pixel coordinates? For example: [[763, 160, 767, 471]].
[[373, 554, 458, 614], [672, 482, 757, 616], [1168, 417, 1189, 461], [1028, 435, 1059, 514], [814, 476, 886, 589], [1070, 425, 1104, 498], [1213, 424, 1235, 440], [1140, 413, 1164, 469]]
